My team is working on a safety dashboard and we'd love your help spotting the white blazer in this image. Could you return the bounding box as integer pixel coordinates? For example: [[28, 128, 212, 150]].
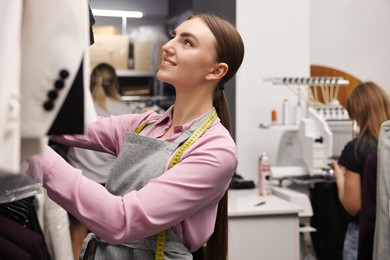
[[21, 0, 95, 139], [0, 0, 22, 173], [0, 0, 96, 173]]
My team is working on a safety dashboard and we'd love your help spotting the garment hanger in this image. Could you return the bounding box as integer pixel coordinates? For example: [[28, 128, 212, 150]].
[[0, 197, 35, 227], [0, 204, 29, 227]]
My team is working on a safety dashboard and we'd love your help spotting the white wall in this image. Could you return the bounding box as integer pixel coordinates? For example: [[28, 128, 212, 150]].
[[236, 0, 390, 181], [310, 0, 390, 91], [236, 0, 310, 181]]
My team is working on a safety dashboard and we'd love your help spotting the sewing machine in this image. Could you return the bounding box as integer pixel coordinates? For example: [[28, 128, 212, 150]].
[[260, 77, 354, 257]]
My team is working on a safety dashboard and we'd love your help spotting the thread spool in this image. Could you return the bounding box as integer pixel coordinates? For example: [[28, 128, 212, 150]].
[[271, 109, 277, 123]]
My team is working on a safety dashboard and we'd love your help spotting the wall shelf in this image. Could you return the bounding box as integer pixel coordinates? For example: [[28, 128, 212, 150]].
[[259, 123, 299, 131]]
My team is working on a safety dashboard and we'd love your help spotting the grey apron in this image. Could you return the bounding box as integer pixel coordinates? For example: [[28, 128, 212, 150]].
[[80, 110, 215, 260]]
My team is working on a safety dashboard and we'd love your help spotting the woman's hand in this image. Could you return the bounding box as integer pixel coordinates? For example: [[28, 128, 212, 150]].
[[26, 145, 58, 184]]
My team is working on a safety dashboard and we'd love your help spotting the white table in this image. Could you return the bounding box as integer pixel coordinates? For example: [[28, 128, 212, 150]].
[[228, 189, 303, 260]]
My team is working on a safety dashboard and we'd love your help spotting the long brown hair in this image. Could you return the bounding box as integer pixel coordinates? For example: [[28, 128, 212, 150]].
[[90, 63, 123, 111], [188, 13, 244, 260], [346, 81, 390, 149]]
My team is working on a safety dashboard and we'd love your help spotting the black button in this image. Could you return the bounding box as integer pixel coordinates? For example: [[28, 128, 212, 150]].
[[48, 90, 58, 100], [59, 69, 69, 79], [43, 101, 54, 111], [54, 80, 65, 90]]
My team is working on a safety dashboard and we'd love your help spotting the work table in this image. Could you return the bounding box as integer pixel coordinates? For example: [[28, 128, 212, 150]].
[[228, 189, 303, 260]]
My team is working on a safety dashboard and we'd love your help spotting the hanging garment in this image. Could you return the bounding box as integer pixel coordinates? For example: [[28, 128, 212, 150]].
[[79, 110, 216, 259], [358, 152, 377, 260], [35, 189, 74, 260], [20, 0, 96, 159], [47, 62, 85, 135], [0, 236, 31, 260], [373, 120, 390, 260], [0, 199, 51, 259], [1, 0, 97, 173], [310, 181, 349, 260], [0, 0, 22, 174]]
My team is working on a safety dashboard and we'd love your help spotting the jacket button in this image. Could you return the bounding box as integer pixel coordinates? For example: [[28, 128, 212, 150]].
[[43, 101, 54, 111], [54, 79, 65, 90], [59, 69, 69, 79], [48, 90, 58, 100]]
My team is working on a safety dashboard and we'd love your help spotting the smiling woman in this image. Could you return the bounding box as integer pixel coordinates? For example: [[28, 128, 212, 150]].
[[28, 13, 244, 260], [157, 17, 225, 92]]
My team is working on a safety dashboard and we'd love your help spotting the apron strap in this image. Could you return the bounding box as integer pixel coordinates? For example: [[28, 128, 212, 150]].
[[80, 233, 98, 260]]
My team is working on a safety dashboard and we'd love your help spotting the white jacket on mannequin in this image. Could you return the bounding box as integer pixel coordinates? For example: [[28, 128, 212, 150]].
[[19, 0, 96, 162], [0, 0, 96, 171], [0, 0, 22, 174]]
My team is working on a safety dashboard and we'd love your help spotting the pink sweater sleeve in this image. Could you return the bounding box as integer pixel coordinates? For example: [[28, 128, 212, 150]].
[[34, 146, 156, 244], [50, 112, 155, 155], [34, 122, 237, 251]]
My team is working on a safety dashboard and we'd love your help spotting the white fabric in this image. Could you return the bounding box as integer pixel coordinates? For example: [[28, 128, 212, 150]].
[[36, 189, 74, 260], [0, 0, 22, 173], [20, 0, 92, 139], [0, 0, 97, 172]]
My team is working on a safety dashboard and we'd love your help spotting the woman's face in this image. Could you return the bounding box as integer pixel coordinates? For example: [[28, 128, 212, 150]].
[[156, 18, 218, 88]]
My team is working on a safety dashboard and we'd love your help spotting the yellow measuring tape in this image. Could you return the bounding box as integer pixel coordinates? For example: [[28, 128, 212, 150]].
[[134, 109, 217, 260], [134, 119, 151, 134], [167, 109, 218, 170]]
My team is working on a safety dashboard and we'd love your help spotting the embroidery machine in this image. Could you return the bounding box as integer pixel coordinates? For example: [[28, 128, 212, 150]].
[[261, 77, 354, 230]]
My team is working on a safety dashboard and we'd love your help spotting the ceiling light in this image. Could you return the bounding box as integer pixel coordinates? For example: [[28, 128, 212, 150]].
[[92, 9, 143, 19]]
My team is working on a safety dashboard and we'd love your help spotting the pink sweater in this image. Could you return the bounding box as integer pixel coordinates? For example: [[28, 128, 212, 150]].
[[40, 106, 237, 252]]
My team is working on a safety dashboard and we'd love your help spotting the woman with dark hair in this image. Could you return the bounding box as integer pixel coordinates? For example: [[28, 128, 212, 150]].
[[333, 82, 390, 260], [28, 13, 244, 260]]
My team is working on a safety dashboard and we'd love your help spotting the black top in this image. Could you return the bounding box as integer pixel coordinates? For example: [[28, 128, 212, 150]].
[[337, 134, 376, 222], [338, 134, 376, 175]]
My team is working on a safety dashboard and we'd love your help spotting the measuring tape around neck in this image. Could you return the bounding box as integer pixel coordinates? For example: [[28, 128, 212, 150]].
[[167, 109, 218, 169], [134, 120, 152, 134], [151, 108, 217, 260]]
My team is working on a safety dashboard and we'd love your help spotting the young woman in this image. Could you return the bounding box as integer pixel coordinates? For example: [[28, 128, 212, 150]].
[[28, 13, 244, 260], [89, 62, 130, 115], [333, 82, 390, 260]]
